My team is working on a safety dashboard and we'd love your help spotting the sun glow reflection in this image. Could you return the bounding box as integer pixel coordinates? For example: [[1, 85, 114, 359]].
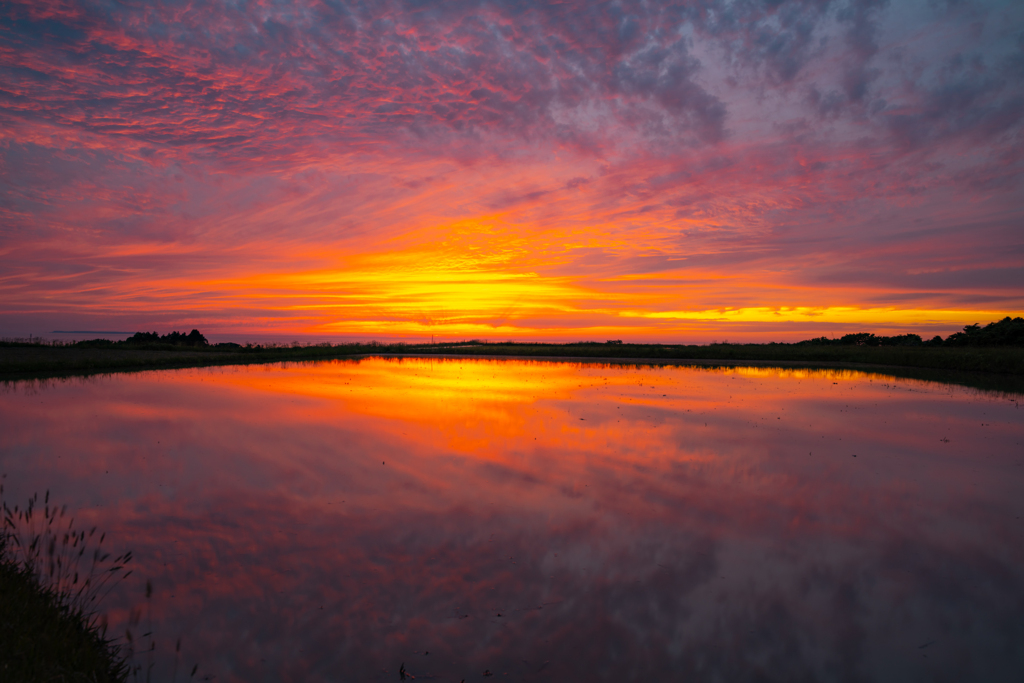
[[2, 358, 1022, 679]]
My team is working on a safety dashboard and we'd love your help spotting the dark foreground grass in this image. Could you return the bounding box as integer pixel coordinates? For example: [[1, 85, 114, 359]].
[[0, 488, 132, 682], [0, 559, 127, 682]]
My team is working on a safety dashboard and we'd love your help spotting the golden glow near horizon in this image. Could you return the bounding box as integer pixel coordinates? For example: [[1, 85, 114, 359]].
[[2, 2, 1022, 340], [6, 217, 1019, 341], [182, 231, 1019, 340]]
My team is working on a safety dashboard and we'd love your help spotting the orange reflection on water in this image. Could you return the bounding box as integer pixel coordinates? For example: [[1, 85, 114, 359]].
[[1, 358, 1023, 681]]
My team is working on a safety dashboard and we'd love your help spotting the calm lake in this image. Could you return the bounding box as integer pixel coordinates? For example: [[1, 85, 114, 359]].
[[2, 357, 1023, 681]]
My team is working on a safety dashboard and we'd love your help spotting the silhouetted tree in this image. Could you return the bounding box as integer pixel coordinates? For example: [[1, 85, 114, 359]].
[[118, 330, 209, 347], [797, 319, 1023, 348], [944, 317, 1024, 347]]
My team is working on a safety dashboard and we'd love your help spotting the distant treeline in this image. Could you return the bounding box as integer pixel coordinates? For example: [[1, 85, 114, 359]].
[[3, 321, 1024, 383], [797, 317, 1024, 348], [2, 318, 1022, 353], [1, 330, 215, 349], [119, 329, 210, 347], [65, 329, 218, 348]]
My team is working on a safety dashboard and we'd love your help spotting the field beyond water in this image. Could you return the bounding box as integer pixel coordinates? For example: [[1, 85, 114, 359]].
[[2, 340, 1023, 386], [415, 341, 1024, 373]]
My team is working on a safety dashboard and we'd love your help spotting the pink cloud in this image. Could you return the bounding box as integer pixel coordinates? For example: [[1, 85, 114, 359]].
[[0, 0, 1021, 339]]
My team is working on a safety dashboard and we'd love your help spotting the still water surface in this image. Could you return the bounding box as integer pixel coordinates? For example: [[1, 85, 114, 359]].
[[2, 357, 1023, 682]]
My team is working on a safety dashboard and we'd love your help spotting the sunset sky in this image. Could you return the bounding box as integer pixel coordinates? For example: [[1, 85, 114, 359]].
[[1, 0, 1022, 342]]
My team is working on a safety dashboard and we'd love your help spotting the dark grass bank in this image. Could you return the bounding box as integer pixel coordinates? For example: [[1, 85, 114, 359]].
[[0, 559, 127, 682], [0, 490, 131, 682], [393, 345, 1024, 396], [2, 340, 1023, 383], [0, 342, 370, 379], [3, 316, 1023, 383], [410, 341, 1024, 374]]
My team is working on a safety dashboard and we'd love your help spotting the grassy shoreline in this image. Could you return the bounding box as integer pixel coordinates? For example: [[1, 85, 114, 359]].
[[1, 490, 132, 682], [392, 351, 1024, 396], [409, 341, 1024, 373], [2, 341, 1023, 391], [0, 560, 127, 682]]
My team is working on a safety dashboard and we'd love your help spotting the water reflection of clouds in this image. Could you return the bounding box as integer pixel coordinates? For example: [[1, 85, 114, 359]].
[[1, 358, 1022, 680]]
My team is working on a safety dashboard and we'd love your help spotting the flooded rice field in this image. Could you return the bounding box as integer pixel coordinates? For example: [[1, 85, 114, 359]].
[[1, 357, 1023, 682]]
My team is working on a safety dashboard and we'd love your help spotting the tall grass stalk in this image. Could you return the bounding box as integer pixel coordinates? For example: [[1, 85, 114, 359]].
[[0, 482, 133, 680], [1, 481, 204, 682], [2, 487, 134, 625]]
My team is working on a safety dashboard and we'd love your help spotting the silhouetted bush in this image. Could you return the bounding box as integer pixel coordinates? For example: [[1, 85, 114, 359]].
[[796, 320, 1024, 348], [116, 330, 209, 348], [944, 317, 1024, 347], [122, 332, 160, 345], [797, 333, 924, 347]]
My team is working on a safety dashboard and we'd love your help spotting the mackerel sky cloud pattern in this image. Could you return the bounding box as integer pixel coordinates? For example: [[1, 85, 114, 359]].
[[1, 0, 1022, 340]]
